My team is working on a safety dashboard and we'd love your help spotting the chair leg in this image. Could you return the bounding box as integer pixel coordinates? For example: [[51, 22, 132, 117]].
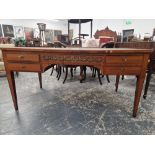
[[122, 75, 124, 80], [16, 72, 19, 77], [92, 68, 94, 77], [80, 66, 84, 83], [56, 64, 58, 72], [50, 66, 54, 76], [70, 67, 73, 77], [79, 66, 86, 83], [57, 66, 61, 80], [97, 69, 102, 85], [106, 75, 110, 83], [63, 67, 65, 73], [94, 69, 96, 78], [143, 71, 152, 99], [83, 66, 86, 80], [56, 65, 59, 78], [74, 67, 76, 72], [115, 75, 120, 92], [63, 66, 68, 84], [38, 73, 42, 89]]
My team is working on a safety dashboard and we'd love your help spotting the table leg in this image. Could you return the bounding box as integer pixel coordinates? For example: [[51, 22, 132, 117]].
[[133, 75, 145, 117], [7, 71, 18, 110], [38, 72, 42, 89]]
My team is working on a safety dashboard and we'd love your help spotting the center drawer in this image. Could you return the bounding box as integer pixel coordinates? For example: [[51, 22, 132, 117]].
[[106, 56, 143, 66], [6, 53, 39, 62], [7, 63, 41, 72]]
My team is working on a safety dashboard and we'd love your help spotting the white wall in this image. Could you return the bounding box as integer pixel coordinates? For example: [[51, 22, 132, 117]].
[[1, 19, 155, 39], [72, 19, 155, 39], [0, 19, 68, 34]]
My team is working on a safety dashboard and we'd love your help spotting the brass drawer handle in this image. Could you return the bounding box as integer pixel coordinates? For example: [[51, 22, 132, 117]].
[[124, 58, 127, 62], [121, 68, 125, 72], [21, 66, 26, 69], [18, 55, 24, 59], [122, 57, 127, 62]]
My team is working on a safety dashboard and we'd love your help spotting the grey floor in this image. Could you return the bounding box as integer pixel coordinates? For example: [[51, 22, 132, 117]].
[[0, 68, 155, 135]]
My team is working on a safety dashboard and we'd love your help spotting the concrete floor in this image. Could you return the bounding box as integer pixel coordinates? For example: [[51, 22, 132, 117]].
[[0, 68, 155, 135]]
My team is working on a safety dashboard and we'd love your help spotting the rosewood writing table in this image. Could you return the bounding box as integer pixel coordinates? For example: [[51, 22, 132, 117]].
[[1, 47, 152, 117]]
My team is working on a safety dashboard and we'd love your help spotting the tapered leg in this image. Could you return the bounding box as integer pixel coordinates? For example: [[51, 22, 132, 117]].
[[38, 73, 42, 89], [133, 76, 145, 117], [115, 75, 120, 92], [7, 71, 18, 110], [143, 72, 152, 99]]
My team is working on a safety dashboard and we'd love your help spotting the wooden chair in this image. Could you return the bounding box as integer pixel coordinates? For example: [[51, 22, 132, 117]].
[[143, 52, 155, 99]]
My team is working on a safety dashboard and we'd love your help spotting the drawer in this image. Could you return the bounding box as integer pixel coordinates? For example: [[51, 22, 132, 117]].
[[6, 54, 39, 62], [106, 56, 143, 66], [7, 63, 41, 72], [104, 67, 141, 75]]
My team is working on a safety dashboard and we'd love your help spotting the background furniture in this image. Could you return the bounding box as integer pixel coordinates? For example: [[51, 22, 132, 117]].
[[37, 23, 46, 46], [68, 19, 93, 46], [94, 27, 117, 41], [0, 43, 15, 76]]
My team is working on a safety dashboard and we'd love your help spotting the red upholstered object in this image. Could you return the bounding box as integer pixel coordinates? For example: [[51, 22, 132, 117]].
[[99, 37, 113, 44]]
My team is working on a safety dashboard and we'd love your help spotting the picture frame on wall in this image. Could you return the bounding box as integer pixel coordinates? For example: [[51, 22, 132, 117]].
[[122, 29, 134, 42], [2, 24, 14, 37], [0, 24, 3, 37], [45, 29, 53, 43], [14, 26, 24, 38], [24, 27, 34, 40]]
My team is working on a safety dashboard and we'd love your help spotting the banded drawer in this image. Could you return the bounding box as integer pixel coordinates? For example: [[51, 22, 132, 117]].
[[103, 67, 141, 75], [6, 54, 39, 62], [7, 63, 41, 72], [106, 56, 143, 66]]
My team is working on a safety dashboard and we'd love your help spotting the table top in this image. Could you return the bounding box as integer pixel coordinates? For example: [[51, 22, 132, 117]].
[[1, 47, 152, 54]]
